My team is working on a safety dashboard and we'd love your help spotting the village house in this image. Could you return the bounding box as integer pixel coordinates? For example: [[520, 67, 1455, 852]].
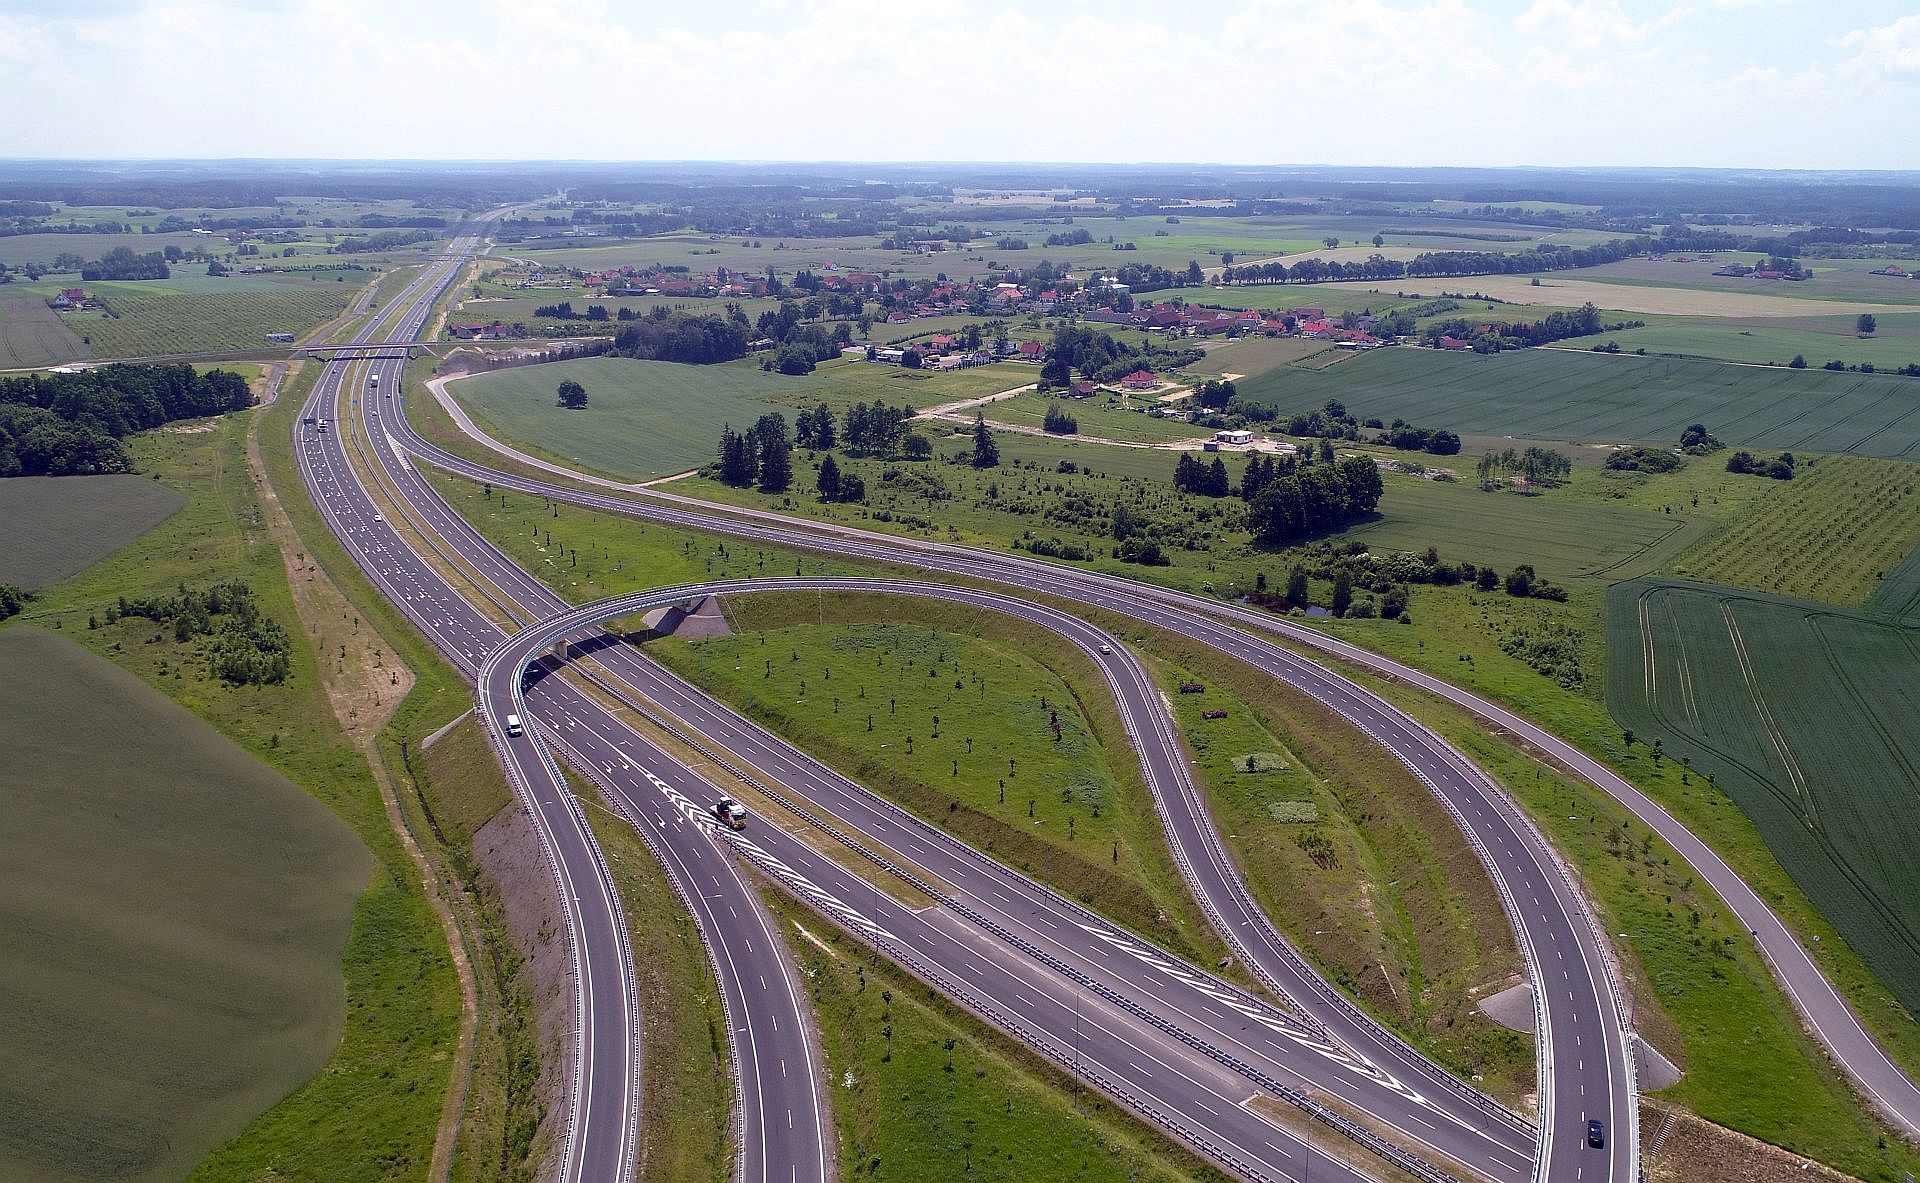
[[1017, 339, 1047, 362], [1214, 428, 1255, 446], [48, 287, 90, 310], [1121, 369, 1159, 391]]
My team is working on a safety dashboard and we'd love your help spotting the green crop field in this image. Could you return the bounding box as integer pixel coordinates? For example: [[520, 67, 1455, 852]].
[[1189, 334, 1334, 378], [0, 474, 186, 589], [1238, 348, 1920, 459], [0, 626, 370, 1183], [70, 288, 350, 357], [1341, 472, 1686, 582], [1607, 578, 1920, 1015], [447, 355, 1031, 482], [1672, 456, 1920, 606], [1574, 311, 1920, 370], [0, 296, 88, 367]]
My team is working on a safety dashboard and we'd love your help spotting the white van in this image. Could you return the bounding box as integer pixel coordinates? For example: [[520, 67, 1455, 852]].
[[505, 714, 523, 737]]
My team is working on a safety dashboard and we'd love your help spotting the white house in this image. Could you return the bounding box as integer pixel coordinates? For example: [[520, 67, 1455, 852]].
[[1214, 429, 1255, 446]]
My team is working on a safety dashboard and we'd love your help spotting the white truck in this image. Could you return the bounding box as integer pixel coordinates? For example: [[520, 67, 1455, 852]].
[[504, 714, 523, 737]]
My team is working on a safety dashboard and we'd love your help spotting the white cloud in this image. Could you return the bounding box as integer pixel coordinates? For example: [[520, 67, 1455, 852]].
[[0, 0, 1913, 167], [1835, 13, 1920, 84]]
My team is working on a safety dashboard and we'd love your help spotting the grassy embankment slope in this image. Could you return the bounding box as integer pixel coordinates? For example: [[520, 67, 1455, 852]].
[[1236, 347, 1920, 461]]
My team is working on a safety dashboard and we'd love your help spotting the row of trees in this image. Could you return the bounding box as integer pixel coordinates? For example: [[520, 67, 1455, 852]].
[[1218, 238, 1646, 286], [0, 364, 253, 477], [1376, 421, 1462, 455], [80, 246, 171, 281], [1478, 446, 1572, 487], [1726, 450, 1796, 480], [1172, 452, 1232, 496]]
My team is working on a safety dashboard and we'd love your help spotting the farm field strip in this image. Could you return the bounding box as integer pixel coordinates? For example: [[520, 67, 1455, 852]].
[[1239, 349, 1920, 459], [1609, 579, 1920, 1018], [1673, 456, 1920, 606], [0, 627, 371, 1183], [75, 289, 350, 358], [0, 475, 187, 590], [1309, 274, 1918, 317], [0, 295, 87, 367]]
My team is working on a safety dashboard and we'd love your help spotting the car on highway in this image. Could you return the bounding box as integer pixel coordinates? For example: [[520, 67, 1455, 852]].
[[505, 713, 523, 737], [1099, 643, 1112, 654], [373, 513, 384, 523], [712, 796, 748, 830], [1586, 1119, 1606, 1148]]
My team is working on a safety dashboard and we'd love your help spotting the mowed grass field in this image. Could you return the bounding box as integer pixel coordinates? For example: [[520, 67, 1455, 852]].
[[451, 356, 805, 480], [0, 295, 88, 367], [1607, 579, 1920, 1016], [1239, 347, 1920, 459], [978, 389, 1204, 444], [0, 626, 371, 1183], [1189, 334, 1335, 378], [1345, 472, 1687, 582], [0, 475, 186, 589], [1673, 456, 1920, 606], [448, 355, 1031, 481]]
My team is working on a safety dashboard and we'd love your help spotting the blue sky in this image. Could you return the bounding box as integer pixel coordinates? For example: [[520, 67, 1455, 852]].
[[1, 0, 1915, 168]]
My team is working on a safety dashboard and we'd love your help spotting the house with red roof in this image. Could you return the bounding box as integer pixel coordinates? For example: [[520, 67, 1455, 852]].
[[1017, 339, 1047, 361], [1121, 369, 1158, 390], [1437, 335, 1473, 351]]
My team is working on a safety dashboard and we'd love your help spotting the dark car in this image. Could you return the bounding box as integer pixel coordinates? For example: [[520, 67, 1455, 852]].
[[1586, 1119, 1606, 1148]]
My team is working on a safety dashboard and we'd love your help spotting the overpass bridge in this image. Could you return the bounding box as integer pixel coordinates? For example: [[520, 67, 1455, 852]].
[[300, 340, 433, 360]]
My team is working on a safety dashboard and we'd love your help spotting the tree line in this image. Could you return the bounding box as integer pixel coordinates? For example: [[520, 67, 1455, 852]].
[[611, 307, 751, 365], [81, 246, 170, 281], [0, 363, 253, 476]]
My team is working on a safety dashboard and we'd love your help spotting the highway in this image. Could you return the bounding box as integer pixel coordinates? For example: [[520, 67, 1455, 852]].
[[299, 229, 1446, 1183], [293, 232, 828, 1183], [397, 379, 1639, 1182]]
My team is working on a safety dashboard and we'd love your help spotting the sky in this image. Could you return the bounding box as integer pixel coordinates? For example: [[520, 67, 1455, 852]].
[[1, 0, 1917, 169]]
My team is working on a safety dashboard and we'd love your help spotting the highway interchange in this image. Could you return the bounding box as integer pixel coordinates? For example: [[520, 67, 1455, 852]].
[[291, 218, 1920, 1183]]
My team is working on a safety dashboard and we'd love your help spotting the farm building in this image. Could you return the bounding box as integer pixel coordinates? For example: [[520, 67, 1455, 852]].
[[1214, 429, 1255, 446]]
